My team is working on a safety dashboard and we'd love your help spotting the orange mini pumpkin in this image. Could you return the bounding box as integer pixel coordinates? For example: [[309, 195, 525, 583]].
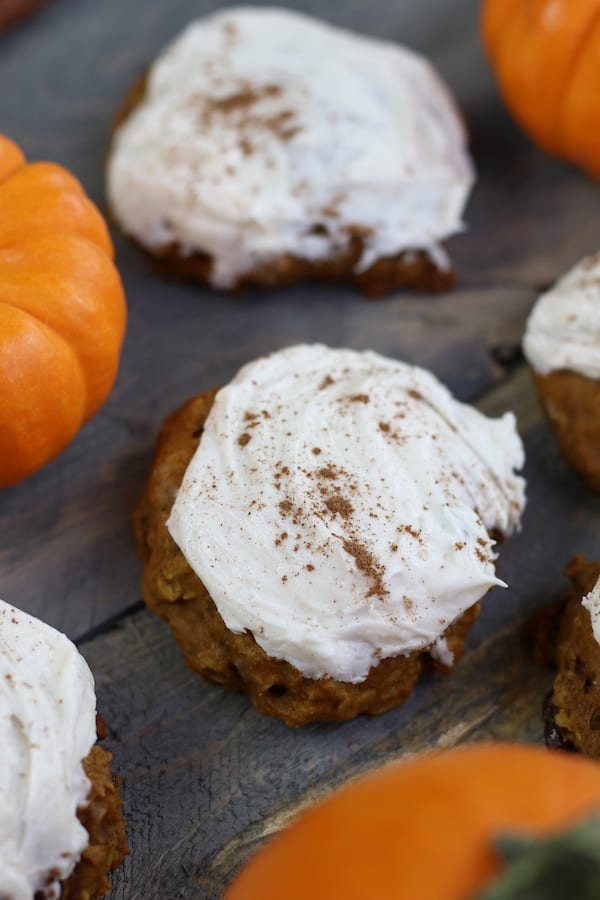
[[226, 743, 600, 900], [482, 0, 600, 179], [0, 135, 127, 487]]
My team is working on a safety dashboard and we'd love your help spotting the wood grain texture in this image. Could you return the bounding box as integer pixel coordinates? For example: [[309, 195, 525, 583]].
[[81, 370, 600, 899], [1, 0, 600, 637], [86, 613, 554, 899]]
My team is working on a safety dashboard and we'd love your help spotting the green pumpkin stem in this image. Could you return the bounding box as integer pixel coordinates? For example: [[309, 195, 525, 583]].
[[472, 812, 600, 900]]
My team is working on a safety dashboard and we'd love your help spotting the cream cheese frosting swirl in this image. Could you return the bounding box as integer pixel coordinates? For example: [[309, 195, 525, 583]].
[[583, 575, 600, 649], [0, 600, 96, 900], [523, 252, 600, 379], [107, 7, 474, 288], [168, 345, 525, 682]]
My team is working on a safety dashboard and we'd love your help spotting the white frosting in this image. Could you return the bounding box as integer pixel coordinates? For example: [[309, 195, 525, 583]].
[[523, 252, 600, 379], [168, 345, 525, 682], [583, 576, 600, 648], [107, 7, 474, 288], [0, 601, 97, 900]]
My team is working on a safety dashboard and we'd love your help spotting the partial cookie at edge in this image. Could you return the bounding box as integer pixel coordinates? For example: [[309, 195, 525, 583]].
[[545, 556, 600, 758]]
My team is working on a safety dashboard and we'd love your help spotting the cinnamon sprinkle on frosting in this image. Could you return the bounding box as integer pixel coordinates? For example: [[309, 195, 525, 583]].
[[167, 344, 525, 683]]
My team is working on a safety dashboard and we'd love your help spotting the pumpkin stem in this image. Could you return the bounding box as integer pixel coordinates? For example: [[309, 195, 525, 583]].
[[473, 812, 600, 899]]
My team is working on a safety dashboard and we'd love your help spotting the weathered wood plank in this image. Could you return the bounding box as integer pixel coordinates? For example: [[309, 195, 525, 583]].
[[88, 616, 554, 900], [77, 369, 600, 899]]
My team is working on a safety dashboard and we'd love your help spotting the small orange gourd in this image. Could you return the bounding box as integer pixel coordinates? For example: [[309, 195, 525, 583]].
[[482, 0, 600, 178], [0, 135, 126, 487], [225, 743, 600, 900]]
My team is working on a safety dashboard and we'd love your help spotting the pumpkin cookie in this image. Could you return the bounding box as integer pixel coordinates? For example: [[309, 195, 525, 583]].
[[522, 252, 600, 491], [134, 344, 525, 726], [541, 556, 600, 758], [0, 599, 128, 898], [107, 7, 474, 295]]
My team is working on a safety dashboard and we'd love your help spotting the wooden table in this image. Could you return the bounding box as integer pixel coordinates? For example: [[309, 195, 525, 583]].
[[1, 1, 600, 896]]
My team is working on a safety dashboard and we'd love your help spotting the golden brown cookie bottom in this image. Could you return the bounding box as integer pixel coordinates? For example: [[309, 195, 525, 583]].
[[141, 237, 454, 298], [110, 73, 455, 298], [543, 556, 600, 758], [134, 389, 481, 727], [532, 369, 600, 492], [44, 740, 128, 900], [0, 0, 50, 31]]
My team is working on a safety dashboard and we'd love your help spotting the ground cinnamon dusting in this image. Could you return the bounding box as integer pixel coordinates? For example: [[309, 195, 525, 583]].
[[222, 21, 238, 40], [397, 524, 422, 542], [237, 432, 252, 447], [275, 530, 289, 547], [324, 494, 354, 518], [201, 83, 300, 145], [206, 88, 259, 115], [342, 539, 389, 599], [318, 466, 338, 480], [239, 137, 253, 156]]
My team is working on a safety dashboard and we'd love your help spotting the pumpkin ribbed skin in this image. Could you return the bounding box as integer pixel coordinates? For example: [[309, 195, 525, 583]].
[[225, 743, 600, 900], [0, 136, 126, 487], [482, 0, 600, 177]]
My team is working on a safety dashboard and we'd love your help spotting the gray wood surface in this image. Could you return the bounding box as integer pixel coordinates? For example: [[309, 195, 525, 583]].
[[1, 1, 600, 897], [87, 616, 555, 899]]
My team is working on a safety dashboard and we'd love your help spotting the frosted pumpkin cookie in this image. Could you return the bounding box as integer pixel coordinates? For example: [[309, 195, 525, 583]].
[[523, 253, 600, 490], [107, 7, 474, 296], [0, 599, 128, 899], [134, 344, 525, 726], [542, 556, 600, 758]]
